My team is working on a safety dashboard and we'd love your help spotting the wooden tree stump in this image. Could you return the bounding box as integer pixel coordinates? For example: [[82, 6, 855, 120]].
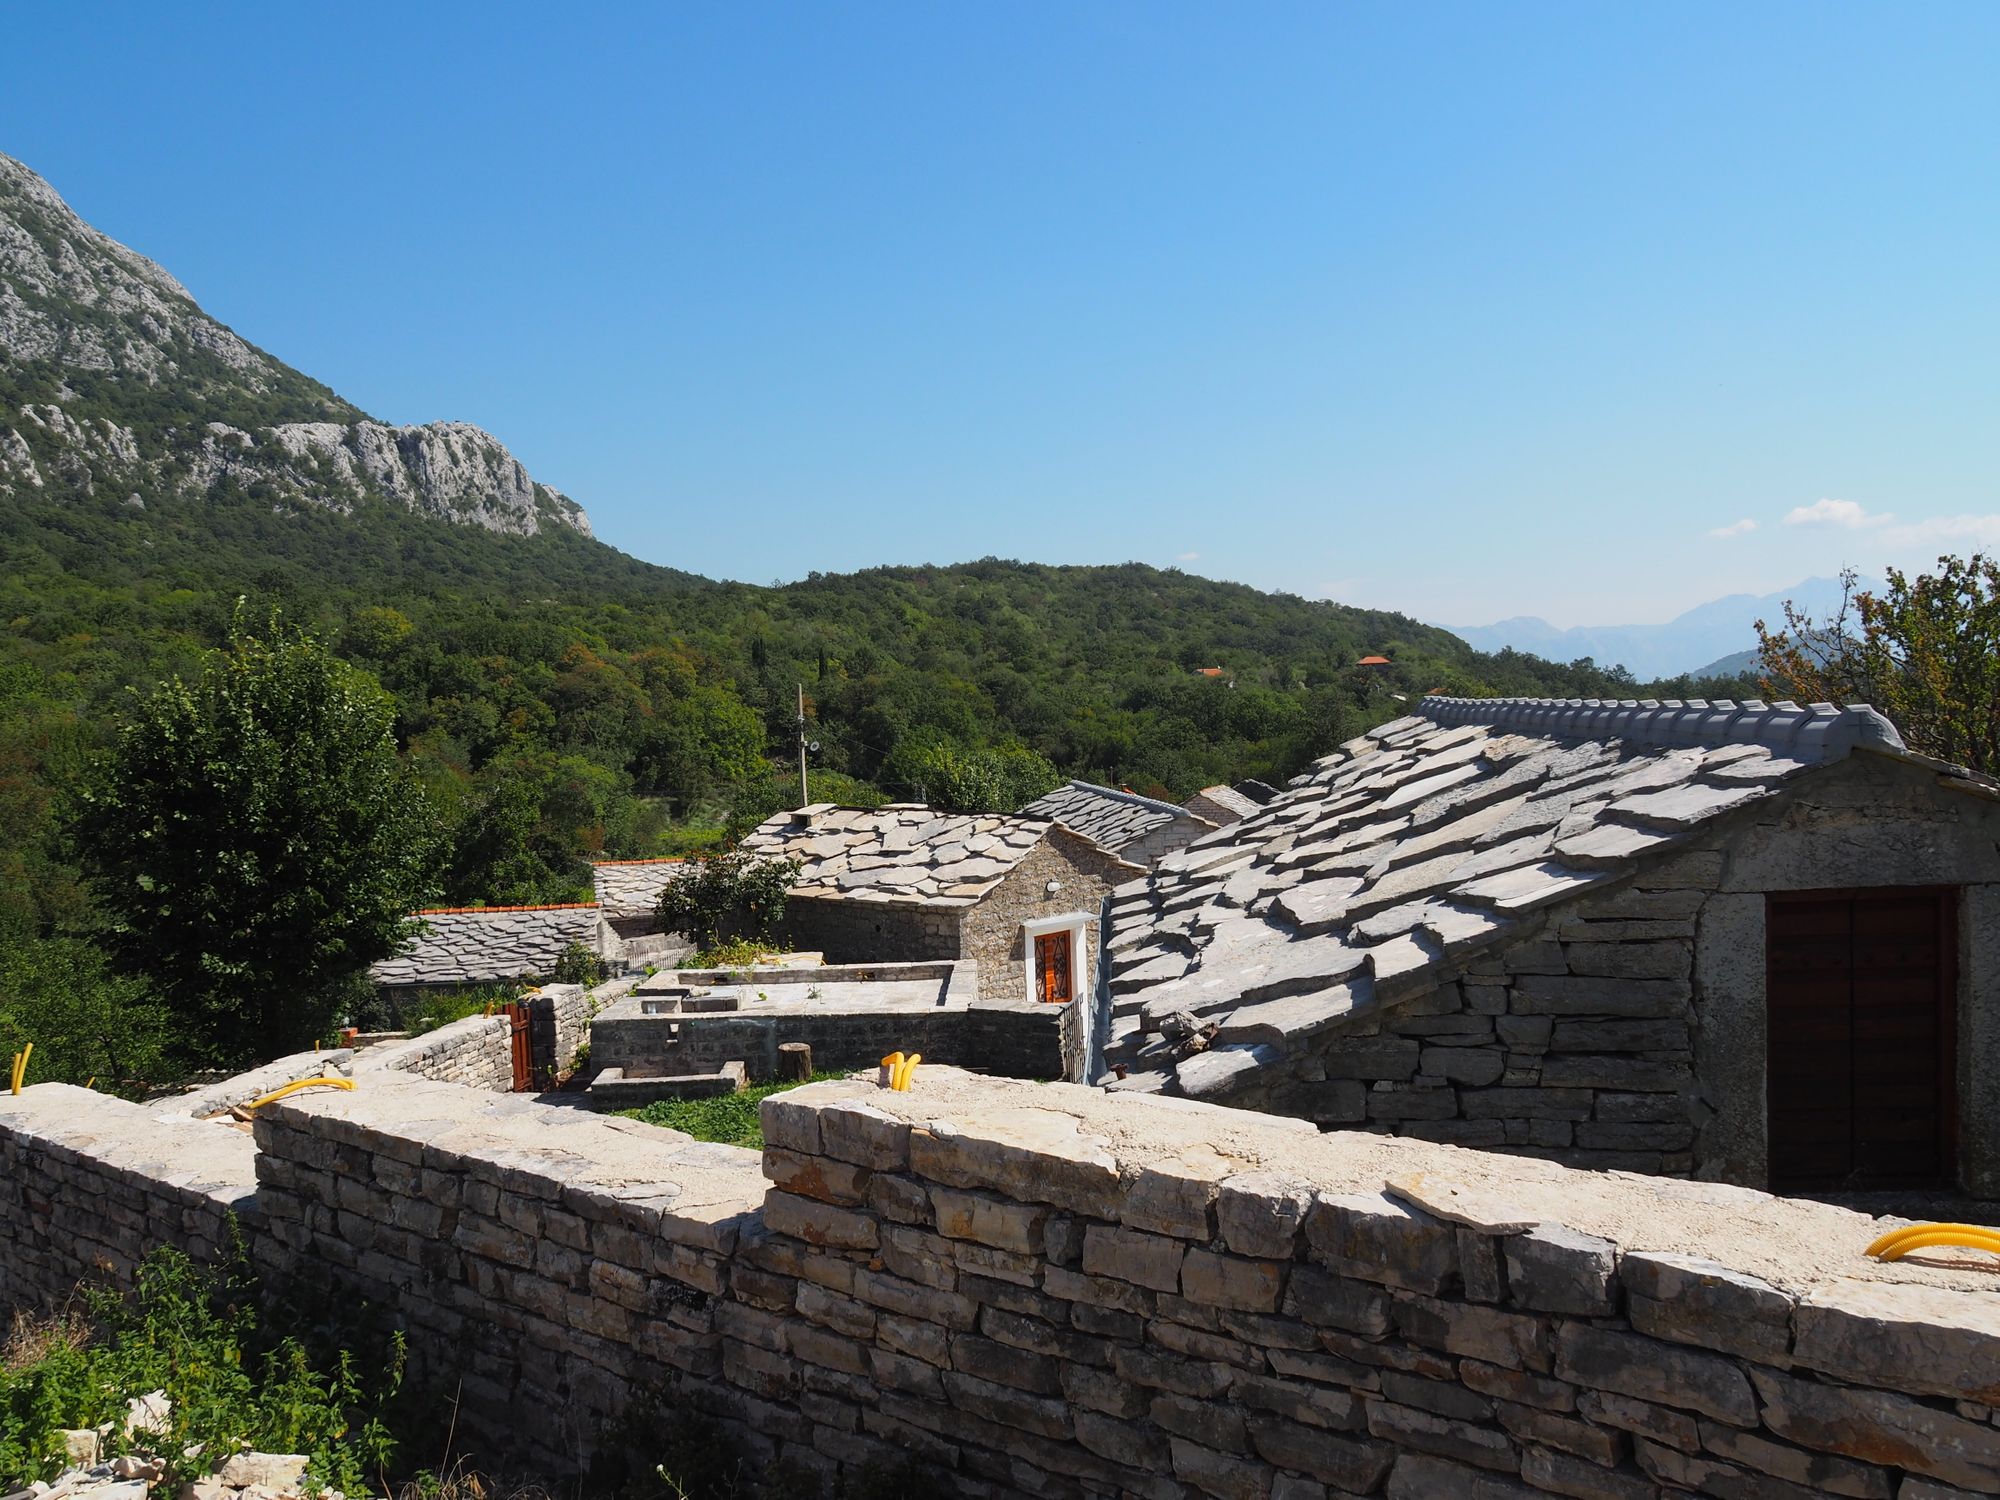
[[778, 1042, 813, 1082]]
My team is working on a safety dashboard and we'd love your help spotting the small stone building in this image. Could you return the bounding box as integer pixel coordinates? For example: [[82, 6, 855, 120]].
[[737, 803, 1142, 1003], [1104, 697, 2000, 1197], [591, 858, 686, 939], [1183, 783, 1263, 827], [1021, 779, 1217, 865], [369, 903, 621, 993]]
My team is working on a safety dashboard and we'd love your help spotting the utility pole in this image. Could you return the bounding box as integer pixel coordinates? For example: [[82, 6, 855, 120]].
[[796, 683, 810, 808]]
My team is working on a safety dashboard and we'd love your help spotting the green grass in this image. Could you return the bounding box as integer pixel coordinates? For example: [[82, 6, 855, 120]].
[[620, 1073, 844, 1148]]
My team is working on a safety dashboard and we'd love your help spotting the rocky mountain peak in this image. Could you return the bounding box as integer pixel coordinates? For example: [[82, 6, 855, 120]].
[[0, 151, 590, 538]]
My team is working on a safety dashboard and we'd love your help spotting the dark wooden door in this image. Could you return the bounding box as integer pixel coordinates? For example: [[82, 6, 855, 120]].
[[1766, 888, 1957, 1191], [1035, 930, 1073, 1004]]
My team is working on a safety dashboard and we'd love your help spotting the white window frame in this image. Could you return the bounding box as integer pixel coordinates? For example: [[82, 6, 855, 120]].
[[1021, 911, 1092, 1006]]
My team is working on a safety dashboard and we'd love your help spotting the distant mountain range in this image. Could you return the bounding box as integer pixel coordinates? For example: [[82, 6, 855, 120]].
[[1445, 576, 1867, 681]]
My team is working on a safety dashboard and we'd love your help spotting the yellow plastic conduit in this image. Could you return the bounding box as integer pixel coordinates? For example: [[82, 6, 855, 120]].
[[1865, 1222, 2000, 1262], [878, 1052, 923, 1091], [244, 1076, 356, 1111], [9, 1042, 31, 1095]]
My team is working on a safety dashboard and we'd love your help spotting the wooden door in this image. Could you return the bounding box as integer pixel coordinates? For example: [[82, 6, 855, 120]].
[[1035, 930, 1073, 1004], [1766, 888, 1957, 1191]]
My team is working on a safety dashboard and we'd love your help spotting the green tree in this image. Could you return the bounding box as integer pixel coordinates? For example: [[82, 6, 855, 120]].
[[70, 611, 441, 1065], [0, 936, 171, 1093], [1757, 555, 2000, 773]]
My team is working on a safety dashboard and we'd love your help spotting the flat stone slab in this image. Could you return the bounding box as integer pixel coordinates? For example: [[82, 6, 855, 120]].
[[586, 1062, 748, 1108]]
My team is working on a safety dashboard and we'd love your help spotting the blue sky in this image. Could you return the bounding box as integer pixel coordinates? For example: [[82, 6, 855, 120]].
[[6, 3, 1997, 626]]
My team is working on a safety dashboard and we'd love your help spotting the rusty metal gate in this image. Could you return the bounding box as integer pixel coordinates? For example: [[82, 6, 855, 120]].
[[504, 1000, 534, 1092]]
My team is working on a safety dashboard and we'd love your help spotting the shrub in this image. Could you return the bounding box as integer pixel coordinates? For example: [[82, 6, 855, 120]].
[[654, 851, 801, 951], [548, 939, 605, 987], [0, 1245, 402, 1494]]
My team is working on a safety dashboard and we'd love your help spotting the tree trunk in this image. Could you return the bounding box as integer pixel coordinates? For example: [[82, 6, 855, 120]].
[[778, 1042, 813, 1082]]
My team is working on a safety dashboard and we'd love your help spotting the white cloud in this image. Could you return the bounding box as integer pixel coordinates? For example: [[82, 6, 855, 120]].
[[1176, 550, 1200, 561], [1784, 498, 1891, 529], [1882, 513, 2000, 548], [1708, 519, 1757, 539]]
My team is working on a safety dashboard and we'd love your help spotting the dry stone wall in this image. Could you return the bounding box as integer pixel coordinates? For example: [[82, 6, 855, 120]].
[[1201, 864, 1708, 1176], [354, 1012, 515, 1090], [12, 1065, 2000, 1496], [779, 896, 963, 965], [0, 1084, 258, 1311]]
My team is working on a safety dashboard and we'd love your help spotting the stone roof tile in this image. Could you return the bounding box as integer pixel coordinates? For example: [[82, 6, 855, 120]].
[[737, 804, 1137, 907], [1021, 780, 1215, 853], [1102, 695, 1920, 1096], [370, 906, 604, 986]]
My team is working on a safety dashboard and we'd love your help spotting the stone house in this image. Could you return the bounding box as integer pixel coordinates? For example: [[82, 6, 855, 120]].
[[368, 903, 621, 993], [1103, 696, 2000, 1197], [1022, 779, 1217, 865], [737, 803, 1143, 1003], [1183, 782, 1263, 827], [591, 857, 686, 939]]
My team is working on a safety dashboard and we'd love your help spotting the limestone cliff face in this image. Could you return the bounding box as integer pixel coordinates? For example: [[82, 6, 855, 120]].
[[0, 152, 589, 537]]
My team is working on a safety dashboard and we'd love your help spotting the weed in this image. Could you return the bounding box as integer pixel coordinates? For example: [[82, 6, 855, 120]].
[[0, 1246, 403, 1494], [620, 1074, 841, 1148]]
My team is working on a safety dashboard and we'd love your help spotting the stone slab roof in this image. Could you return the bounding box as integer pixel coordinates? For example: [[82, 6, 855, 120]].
[[1185, 784, 1262, 822], [737, 804, 1060, 908], [1102, 696, 1913, 1096], [370, 904, 604, 987], [593, 858, 686, 919], [1021, 780, 1213, 852]]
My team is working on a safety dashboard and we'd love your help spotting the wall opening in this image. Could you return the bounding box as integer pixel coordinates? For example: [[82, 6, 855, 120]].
[[1766, 886, 1959, 1191]]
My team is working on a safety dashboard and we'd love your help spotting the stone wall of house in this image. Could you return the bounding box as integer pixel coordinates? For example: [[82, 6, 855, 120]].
[[1113, 817, 1212, 869], [1175, 751, 2000, 1193], [1200, 864, 1707, 1177], [779, 895, 963, 965], [1183, 789, 1251, 828], [961, 833, 1136, 1004], [10, 1069, 2000, 1498]]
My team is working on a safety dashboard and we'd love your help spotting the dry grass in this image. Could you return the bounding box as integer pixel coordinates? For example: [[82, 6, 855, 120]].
[[2, 1303, 88, 1372]]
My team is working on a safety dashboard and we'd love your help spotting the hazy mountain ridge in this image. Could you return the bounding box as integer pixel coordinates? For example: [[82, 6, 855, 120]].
[[0, 151, 587, 537], [1445, 576, 1864, 680]]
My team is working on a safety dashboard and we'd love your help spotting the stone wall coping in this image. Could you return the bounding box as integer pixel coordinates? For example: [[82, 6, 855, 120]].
[[258, 1074, 763, 1249], [1419, 695, 1907, 758], [149, 1049, 355, 1121], [0, 1082, 259, 1206], [763, 1068, 1999, 1308], [351, 1011, 511, 1076]]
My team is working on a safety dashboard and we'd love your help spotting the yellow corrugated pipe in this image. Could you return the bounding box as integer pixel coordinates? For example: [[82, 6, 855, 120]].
[[879, 1051, 923, 1091], [244, 1076, 356, 1111], [1865, 1222, 2000, 1262], [9, 1043, 31, 1095]]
